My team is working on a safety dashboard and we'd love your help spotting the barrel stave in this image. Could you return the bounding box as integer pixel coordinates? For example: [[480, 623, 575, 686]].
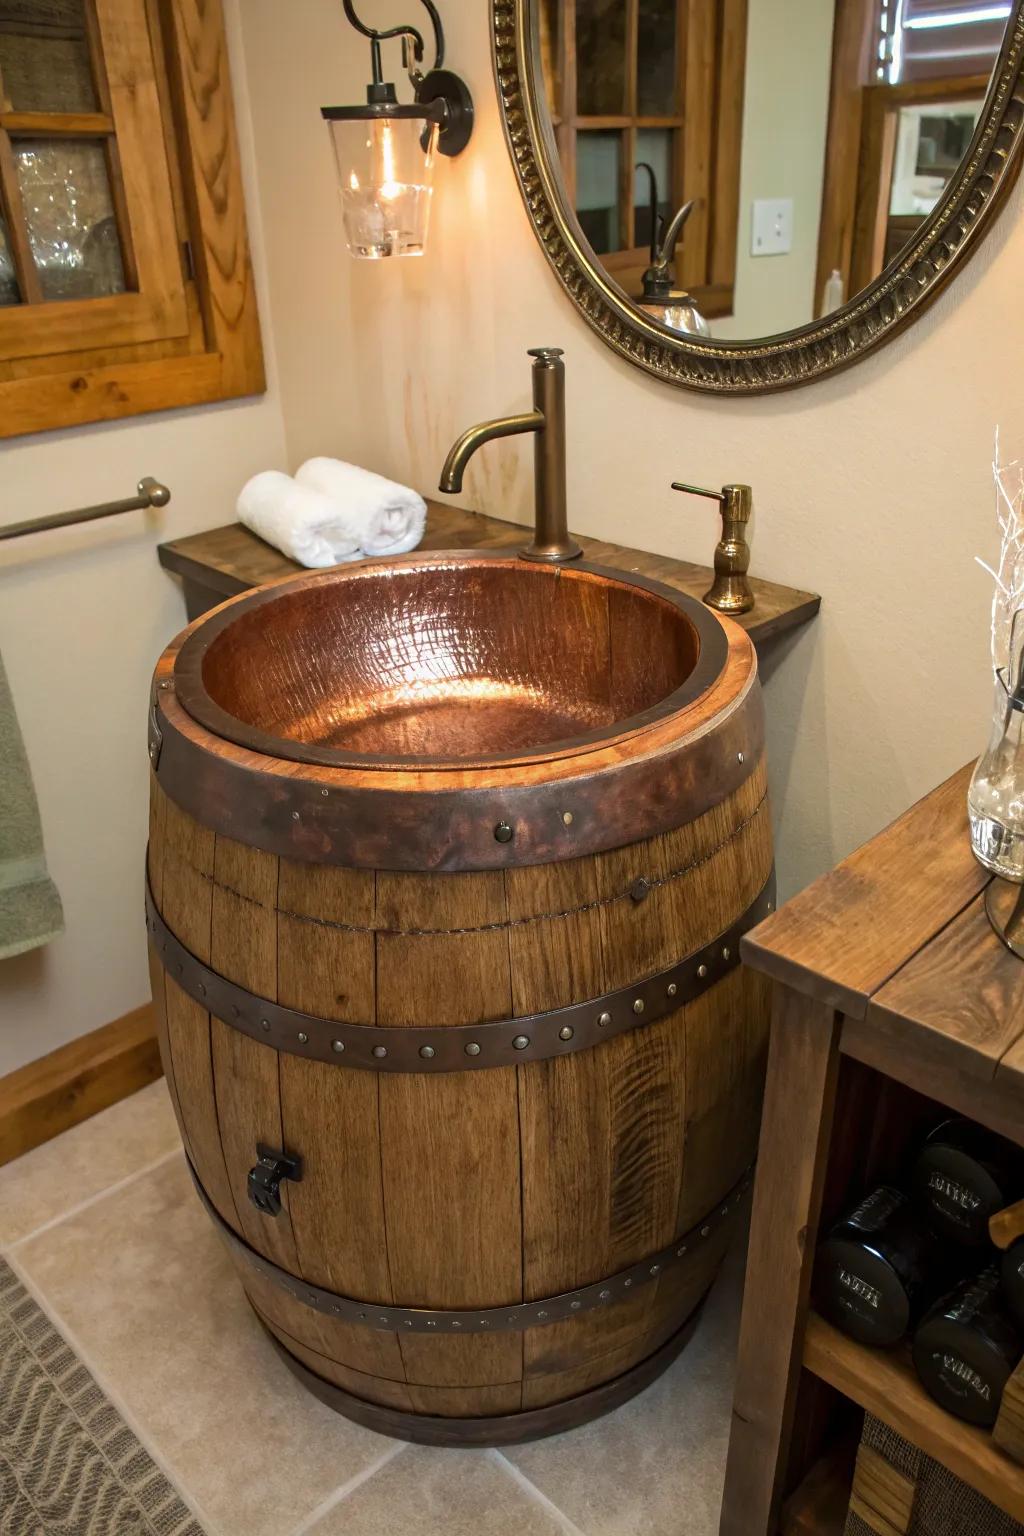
[[677, 967, 771, 1230], [256, 1314, 417, 1410], [375, 868, 511, 1026], [379, 1068, 523, 1389], [150, 783, 237, 1230]]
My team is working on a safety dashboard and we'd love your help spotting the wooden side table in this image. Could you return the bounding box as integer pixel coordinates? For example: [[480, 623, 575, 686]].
[[156, 501, 821, 648], [720, 763, 1024, 1534]]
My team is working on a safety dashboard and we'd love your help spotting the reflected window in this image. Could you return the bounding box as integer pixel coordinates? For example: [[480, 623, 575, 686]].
[[882, 1, 1009, 84], [576, 130, 621, 253], [889, 99, 982, 215], [576, 0, 627, 115], [637, 0, 677, 115], [634, 129, 673, 250]]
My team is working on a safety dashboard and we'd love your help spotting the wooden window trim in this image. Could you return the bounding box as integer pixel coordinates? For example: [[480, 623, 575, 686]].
[[0, 0, 265, 440]]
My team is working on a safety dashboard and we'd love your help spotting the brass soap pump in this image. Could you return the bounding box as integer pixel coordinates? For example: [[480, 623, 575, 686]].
[[672, 480, 754, 616]]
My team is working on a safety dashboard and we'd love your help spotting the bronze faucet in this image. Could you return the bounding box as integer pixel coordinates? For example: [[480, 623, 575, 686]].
[[439, 347, 582, 563], [672, 481, 755, 615]]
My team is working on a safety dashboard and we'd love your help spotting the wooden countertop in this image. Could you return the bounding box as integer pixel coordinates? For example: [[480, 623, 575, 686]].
[[157, 501, 821, 648], [742, 761, 1024, 1133]]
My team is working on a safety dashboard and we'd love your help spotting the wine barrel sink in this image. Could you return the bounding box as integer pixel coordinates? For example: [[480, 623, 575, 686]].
[[146, 552, 774, 1446]]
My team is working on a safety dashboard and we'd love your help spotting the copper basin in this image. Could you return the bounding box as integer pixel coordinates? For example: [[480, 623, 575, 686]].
[[172, 553, 729, 772]]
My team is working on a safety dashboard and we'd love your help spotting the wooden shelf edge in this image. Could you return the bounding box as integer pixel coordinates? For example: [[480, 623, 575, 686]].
[[157, 508, 822, 648], [803, 1312, 1024, 1525]]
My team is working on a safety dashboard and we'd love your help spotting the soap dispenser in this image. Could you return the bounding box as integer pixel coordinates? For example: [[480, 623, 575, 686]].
[[671, 481, 755, 616]]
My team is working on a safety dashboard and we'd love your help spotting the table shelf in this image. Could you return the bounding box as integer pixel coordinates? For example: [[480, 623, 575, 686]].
[[803, 1311, 1024, 1525]]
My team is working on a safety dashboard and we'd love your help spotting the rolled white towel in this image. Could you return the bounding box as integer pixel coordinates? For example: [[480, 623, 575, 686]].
[[296, 457, 427, 558], [236, 470, 364, 569]]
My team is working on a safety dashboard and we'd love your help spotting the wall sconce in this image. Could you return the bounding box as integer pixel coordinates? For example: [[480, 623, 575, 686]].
[[322, 0, 473, 259], [634, 167, 710, 338]]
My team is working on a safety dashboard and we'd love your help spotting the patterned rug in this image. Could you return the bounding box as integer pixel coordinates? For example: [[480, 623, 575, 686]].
[[0, 1257, 204, 1535]]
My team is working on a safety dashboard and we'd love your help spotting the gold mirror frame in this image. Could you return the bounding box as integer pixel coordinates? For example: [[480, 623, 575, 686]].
[[492, 0, 1024, 395]]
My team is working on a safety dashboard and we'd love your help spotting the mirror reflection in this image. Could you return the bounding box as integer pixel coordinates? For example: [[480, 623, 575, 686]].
[[537, 0, 1009, 340]]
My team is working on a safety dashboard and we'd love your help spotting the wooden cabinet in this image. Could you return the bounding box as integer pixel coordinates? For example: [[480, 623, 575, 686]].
[[721, 763, 1024, 1535]]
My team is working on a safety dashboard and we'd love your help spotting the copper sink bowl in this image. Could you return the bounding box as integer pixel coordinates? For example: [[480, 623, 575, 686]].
[[172, 553, 729, 772]]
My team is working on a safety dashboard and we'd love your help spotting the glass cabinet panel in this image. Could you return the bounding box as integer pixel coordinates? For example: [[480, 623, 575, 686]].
[[0, 213, 20, 304], [15, 139, 126, 300], [0, 0, 98, 114], [637, 0, 678, 115], [576, 0, 627, 116], [576, 129, 621, 253]]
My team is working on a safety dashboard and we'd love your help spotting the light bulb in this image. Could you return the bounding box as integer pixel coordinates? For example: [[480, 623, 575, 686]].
[[375, 120, 401, 202]]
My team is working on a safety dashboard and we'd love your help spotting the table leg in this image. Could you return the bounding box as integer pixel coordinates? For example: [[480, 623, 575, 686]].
[[719, 985, 841, 1536]]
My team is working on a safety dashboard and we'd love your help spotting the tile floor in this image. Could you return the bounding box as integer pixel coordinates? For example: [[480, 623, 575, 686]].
[[2, 1083, 747, 1536]]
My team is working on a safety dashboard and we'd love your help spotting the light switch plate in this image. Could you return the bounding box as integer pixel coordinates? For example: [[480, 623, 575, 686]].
[[751, 198, 793, 257]]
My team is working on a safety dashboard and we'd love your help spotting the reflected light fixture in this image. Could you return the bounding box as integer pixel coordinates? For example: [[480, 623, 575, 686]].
[[634, 165, 710, 338], [322, 0, 473, 259]]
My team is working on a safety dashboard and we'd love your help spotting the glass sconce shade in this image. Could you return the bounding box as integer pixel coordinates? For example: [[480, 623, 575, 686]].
[[327, 114, 438, 259], [323, 4, 472, 260]]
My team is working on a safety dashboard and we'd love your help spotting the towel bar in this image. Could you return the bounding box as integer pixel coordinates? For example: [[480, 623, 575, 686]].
[[0, 477, 171, 543]]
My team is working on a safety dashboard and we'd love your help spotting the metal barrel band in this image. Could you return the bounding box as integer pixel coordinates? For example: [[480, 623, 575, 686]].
[[189, 1159, 753, 1334], [146, 869, 775, 1073]]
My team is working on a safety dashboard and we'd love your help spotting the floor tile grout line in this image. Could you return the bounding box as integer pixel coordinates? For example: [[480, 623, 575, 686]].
[[491, 1450, 592, 1536], [3, 1246, 226, 1536], [285, 1440, 408, 1536], [8, 1146, 186, 1250]]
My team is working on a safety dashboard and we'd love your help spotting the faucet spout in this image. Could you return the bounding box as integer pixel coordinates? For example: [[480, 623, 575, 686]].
[[437, 348, 582, 563], [439, 411, 545, 494]]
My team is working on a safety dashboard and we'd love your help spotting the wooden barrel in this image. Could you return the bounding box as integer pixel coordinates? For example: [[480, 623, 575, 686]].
[[146, 553, 773, 1446]]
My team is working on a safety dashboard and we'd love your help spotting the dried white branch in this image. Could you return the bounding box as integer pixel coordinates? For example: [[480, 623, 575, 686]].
[[980, 430, 1024, 676]]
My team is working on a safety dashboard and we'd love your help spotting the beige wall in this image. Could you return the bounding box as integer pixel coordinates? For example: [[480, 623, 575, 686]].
[[240, 0, 1014, 910], [716, 0, 835, 340], [0, 0, 288, 1076]]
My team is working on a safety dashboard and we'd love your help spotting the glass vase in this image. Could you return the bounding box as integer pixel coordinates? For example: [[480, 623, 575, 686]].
[[968, 608, 1024, 881]]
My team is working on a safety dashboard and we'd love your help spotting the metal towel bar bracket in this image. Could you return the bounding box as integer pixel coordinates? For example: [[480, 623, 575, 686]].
[[0, 477, 171, 543]]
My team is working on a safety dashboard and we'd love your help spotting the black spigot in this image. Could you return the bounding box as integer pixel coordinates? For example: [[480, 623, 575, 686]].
[[248, 1144, 303, 1217]]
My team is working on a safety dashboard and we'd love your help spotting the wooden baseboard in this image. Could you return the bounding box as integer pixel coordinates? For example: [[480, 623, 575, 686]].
[[0, 1005, 162, 1167]]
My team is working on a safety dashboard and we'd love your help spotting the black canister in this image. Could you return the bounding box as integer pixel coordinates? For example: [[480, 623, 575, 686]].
[[912, 1266, 1021, 1427], [815, 1186, 935, 1347], [911, 1118, 1021, 1247]]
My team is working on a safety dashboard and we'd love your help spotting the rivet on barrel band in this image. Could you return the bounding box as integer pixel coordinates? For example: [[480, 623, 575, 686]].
[[145, 870, 774, 1074]]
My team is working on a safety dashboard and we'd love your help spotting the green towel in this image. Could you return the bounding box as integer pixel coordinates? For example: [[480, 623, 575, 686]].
[[0, 651, 63, 960]]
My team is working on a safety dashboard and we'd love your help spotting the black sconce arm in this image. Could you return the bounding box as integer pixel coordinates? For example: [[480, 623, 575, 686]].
[[342, 0, 445, 80], [330, 0, 473, 158]]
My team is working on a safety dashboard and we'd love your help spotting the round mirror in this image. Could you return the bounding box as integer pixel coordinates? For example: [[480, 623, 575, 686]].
[[492, 0, 1024, 392]]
